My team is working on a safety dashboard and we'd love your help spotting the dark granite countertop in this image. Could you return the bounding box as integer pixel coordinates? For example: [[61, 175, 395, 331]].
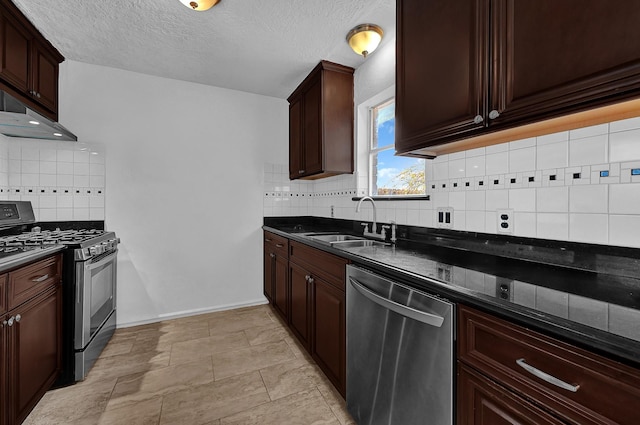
[[0, 245, 65, 274], [263, 217, 640, 368]]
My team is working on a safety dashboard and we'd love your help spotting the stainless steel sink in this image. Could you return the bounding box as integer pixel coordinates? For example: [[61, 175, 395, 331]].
[[331, 240, 390, 249], [306, 234, 366, 243]]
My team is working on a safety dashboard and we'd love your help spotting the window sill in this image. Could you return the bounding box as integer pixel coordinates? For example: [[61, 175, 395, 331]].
[[351, 195, 430, 201]]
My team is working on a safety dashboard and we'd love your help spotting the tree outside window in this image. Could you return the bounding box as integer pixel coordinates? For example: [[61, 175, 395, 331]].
[[370, 99, 425, 196]]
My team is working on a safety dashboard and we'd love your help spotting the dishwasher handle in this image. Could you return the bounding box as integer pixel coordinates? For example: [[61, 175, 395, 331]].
[[349, 277, 445, 327]]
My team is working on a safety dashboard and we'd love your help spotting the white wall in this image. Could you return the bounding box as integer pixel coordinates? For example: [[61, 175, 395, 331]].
[[60, 61, 288, 326]]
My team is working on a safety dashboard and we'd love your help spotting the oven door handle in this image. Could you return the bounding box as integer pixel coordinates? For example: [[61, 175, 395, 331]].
[[84, 250, 118, 271]]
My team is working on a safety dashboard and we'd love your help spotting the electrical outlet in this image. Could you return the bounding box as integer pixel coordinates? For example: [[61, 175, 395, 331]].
[[330, 205, 334, 218], [436, 207, 454, 229], [497, 209, 514, 234]]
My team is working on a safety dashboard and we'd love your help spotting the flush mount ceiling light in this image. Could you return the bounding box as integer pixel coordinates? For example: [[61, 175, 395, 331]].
[[178, 0, 220, 11], [346, 24, 383, 57]]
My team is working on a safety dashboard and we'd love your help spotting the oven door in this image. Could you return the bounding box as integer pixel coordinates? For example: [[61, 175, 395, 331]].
[[75, 250, 117, 350]]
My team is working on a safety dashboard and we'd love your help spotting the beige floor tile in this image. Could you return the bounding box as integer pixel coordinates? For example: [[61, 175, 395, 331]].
[[107, 357, 214, 410], [87, 349, 171, 380], [219, 389, 340, 425], [211, 340, 296, 380], [259, 357, 326, 400], [23, 377, 118, 424], [170, 331, 250, 365], [209, 307, 275, 336], [243, 322, 290, 346], [71, 396, 162, 425], [159, 371, 271, 424], [28, 304, 348, 425], [317, 381, 354, 425]]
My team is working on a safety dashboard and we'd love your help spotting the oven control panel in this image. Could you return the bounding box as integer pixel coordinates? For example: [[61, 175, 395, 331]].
[[76, 237, 120, 261]]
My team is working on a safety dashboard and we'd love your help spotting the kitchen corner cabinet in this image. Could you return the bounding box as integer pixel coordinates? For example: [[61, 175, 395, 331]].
[[0, 0, 64, 120], [288, 60, 354, 180], [457, 305, 640, 425], [1, 254, 62, 425], [289, 240, 348, 396], [396, 0, 640, 156], [263, 231, 289, 322]]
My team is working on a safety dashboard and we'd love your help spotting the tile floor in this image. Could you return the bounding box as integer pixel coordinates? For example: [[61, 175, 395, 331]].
[[24, 305, 355, 425]]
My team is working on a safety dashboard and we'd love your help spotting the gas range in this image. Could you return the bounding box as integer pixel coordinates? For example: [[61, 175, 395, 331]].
[[0, 228, 118, 261]]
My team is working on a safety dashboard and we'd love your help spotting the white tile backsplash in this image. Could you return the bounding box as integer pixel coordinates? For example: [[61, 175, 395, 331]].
[[0, 139, 106, 221], [263, 116, 640, 249]]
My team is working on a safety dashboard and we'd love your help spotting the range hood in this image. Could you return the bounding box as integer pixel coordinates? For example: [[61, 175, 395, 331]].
[[0, 91, 77, 142]]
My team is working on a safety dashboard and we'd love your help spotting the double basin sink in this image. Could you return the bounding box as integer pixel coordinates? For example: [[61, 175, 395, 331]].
[[302, 232, 390, 249]]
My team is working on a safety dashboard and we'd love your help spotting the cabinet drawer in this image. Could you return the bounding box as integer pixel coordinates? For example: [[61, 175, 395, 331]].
[[8, 254, 62, 310], [289, 241, 348, 290], [264, 231, 289, 258], [458, 305, 640, 425]]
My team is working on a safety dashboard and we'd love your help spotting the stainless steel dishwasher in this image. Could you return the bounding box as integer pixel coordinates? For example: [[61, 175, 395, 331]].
[[346, 265, 454, 425]]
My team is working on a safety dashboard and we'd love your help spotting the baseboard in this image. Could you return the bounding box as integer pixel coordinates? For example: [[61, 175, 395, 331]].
[[116, 298, 269, 328]]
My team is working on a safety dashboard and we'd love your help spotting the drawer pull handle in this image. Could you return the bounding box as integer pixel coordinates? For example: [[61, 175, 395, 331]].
[[31, 274, 49, 282], [265, 238, 272, 242], [275, 243, 284, 248], [516, 358, 580, 393]]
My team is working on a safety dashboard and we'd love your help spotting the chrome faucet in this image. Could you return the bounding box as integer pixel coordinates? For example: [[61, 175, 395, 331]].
[[356, 196, 385, 240]]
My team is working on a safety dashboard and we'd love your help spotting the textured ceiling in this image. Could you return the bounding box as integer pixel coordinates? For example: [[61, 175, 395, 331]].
[[12, 0, 396, 99]]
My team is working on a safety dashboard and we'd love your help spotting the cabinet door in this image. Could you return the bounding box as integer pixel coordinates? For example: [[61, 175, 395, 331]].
[[289, 98, 303, 179], [396, 0, 488, 154], [8, 285, 62, 425], [491, 0, 640, 127], [31, 41, 58, 113], [272, 254, 288, 321], [289, 262, 310, 349], [0, 11, 31, 93], [263, 245, 274, 302], [312, 277, 345, 396], [458, 363, 565, 425], [302, 77, 323, 176]]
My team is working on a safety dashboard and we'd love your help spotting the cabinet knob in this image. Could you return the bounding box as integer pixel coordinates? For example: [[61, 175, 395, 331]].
[[473, 114, 484, 124], [307, 277, 314, 285], [488, 109, 500, 120], [298, 170, 305, 174], [305, 275, 311, 281], [36, 92, 41, 98], [7, 316, 14, 327], [1, 320, 6, 327], [270, 253, 275, 258], [15, 314, 21, 323]]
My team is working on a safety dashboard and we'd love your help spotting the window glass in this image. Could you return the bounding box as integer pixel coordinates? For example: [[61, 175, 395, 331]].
[[370, 99, 425, 196]]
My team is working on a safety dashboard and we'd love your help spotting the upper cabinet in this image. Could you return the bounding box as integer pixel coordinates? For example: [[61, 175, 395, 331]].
[[0, 0, 64, 120], [288, 61, 354, 180], [396, 0, 640, 157]]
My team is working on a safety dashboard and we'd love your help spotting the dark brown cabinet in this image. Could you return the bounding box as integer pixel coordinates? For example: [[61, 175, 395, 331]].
[[458, 363, 565, 425], [396, 0, 640, 156], [288, 61, 354, 180], [0, 254, 62, 425], [458, 305, 640, 425], [288, 261, 311, 348], [263, 231, 289, 321], [0, 0, 64, 120], [289, 240, 348, 395]]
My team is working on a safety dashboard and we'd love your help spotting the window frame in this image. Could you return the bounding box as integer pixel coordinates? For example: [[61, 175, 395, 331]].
[[367, 98, 428, 199]]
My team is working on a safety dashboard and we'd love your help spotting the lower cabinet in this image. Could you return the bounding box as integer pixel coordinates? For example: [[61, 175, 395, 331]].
[[311, 276, 345, 394], [458, 305, 640, 425], [263, 234, 348, 396], [289, 261, 311, 348], [1, 253, 63, 425], [457, 363, 565, 425], [263, 231, 289, 321]]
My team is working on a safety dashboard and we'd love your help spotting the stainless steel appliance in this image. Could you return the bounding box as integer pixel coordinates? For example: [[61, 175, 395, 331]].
[[346, 265, 454, 425], [0, 201, 119, 385]]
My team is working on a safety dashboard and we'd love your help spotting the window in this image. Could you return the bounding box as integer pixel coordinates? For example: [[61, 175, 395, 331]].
[[369, 99, 425, 196]]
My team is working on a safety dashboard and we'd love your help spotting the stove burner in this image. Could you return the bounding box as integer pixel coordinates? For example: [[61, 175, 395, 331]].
[[0, 229, 106, 246]]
